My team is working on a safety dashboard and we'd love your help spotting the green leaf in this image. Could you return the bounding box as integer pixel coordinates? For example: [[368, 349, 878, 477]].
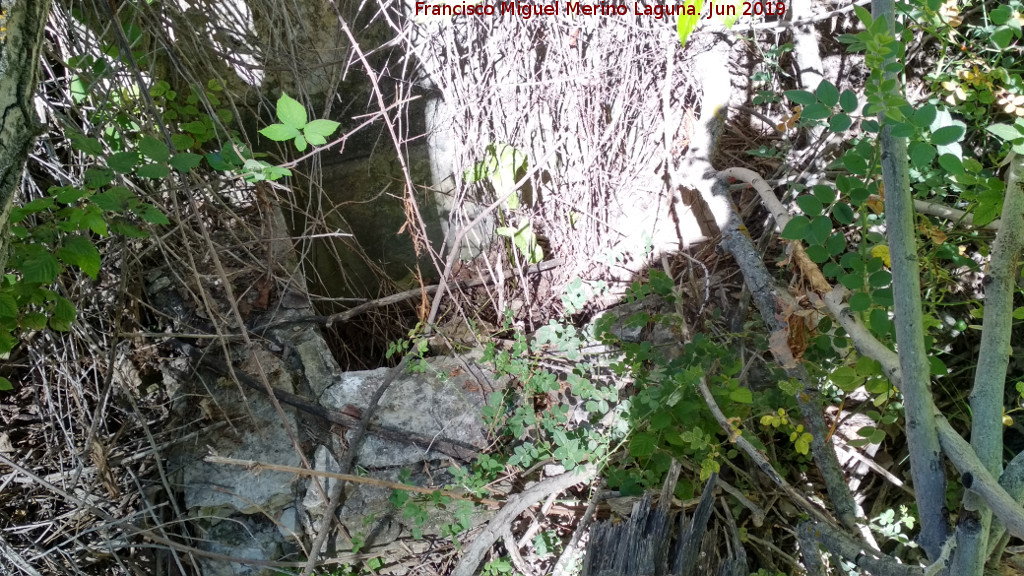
[[992, 4, 1013, 24], [908, 142, 936, 168], [780, 215, 811, 240], [138, 136, 170, 162], [305, 131, 327, 146], [293, 134, 308, 152], [829, 113, 853, 133], [136, 163, 170, 179], [815, 80, 840, 107], [913, 104, 937, 128], [69, 132, 104, 156], [49, 296, 76, 332], [869, 270, 892, 288], [785, 90, 817, 106], [831, 366, 863, 393], [91, 186, 136, 212], [843, 152, 869, 175], [993, 27, 1014, 50], [988, 123, 1024, 141], [806, 245, 829, 263], [729, 387, 753, 404], [937, 154, 963, 174], [0, 293, 17, 318], [677, 0, 704, 48], [826, 232, 847, 255], [849, 292, 872, 312], [890, 122, 915, 138], [839, 90, 858, 113], [170, 152, 203, 172], [182, 120, 208, 135], [802, 102, 832, 120], [931, 125, 965, 146], [974, 188, 1004, 227], [808, 215, 833, 245], [812, 185, 836, 205], [171, 133, 195, 150], [107, 151, 140, 173], [84, 168, 114, 188], [21, 251, 61, 284], [304, 119, 340, 139], [22, 312, 46, 330], [833, 202, 855, 224], [81, 208, 108, 237], [629, 432, 657, 458], [796, 195, 823, 217], [140, 205, 170, 225], [276, 92, 307, 129], [57, 236, 101, 279], [0, 377, 11, 392], [52, 186, 87, 204], [259, 123, 301, 141]]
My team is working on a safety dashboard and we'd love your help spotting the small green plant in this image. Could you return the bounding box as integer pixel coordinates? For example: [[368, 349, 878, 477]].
[[869, 505, 918, 546], [258, 92, 341, 152], [481, 557, 520, 576]]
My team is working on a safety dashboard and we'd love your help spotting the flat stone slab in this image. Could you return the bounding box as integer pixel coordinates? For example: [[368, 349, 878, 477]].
[[319, 355, 500, 468]]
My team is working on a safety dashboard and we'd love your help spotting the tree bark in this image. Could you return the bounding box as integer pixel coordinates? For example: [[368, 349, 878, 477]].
[[0, 0, 51, 270]]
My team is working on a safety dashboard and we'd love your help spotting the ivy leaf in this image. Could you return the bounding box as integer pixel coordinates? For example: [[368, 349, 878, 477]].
[[276, 92, 307, 129], [138, 136, 170, 162], [57, 236, 101, 279], [259, 123, 301, 142]]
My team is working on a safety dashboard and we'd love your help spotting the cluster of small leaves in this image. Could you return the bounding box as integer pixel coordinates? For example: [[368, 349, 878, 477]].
[[480, 322, 620, 474], [259, 92, 340, 153], [870, 505, 918, 545], [593, 271, 772, 490]]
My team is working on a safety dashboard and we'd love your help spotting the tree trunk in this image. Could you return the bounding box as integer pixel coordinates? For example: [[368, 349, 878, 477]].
[[0, 0, 51, 269]]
